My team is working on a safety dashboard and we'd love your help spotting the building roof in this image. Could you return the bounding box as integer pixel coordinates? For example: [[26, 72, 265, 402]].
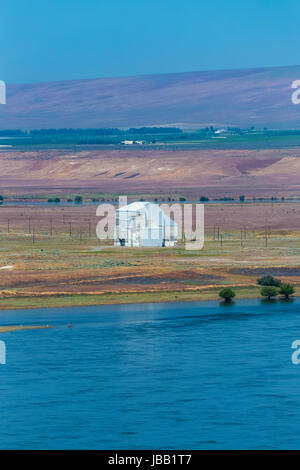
[[116, 201, 177, 226], [117, 201, 151, 212]]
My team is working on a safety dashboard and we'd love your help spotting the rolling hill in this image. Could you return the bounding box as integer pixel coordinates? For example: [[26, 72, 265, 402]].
[[1, 147, 300, 198], [1, 65, 300, 130]]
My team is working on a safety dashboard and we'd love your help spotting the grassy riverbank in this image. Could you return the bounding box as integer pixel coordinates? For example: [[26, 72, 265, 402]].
[[0, 285, 299, 310]]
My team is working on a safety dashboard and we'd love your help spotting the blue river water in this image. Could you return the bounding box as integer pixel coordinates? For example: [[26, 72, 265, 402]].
[[0, 298, 300, 450]]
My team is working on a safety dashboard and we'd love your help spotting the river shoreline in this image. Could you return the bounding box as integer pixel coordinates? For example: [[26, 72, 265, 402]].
[[0, 285, 297, 311]]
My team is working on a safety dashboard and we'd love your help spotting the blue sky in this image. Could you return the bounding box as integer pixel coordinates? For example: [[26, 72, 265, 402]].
[[0, 0, 299, 83]]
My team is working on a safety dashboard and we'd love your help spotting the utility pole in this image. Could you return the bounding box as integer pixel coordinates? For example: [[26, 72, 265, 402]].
[[50, 218, 53, 237], [7, 219, 10, 234], [28, 216, 31, 234]]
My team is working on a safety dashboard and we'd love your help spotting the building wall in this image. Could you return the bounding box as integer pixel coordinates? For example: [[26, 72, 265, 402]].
[[114, 205, 177, 247]]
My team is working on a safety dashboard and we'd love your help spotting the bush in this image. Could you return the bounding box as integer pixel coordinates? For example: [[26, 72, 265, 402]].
[[200, 196, 209, 202], [74, 195, 83, 204], [279, 283, 295, 299], [219, 287, 236, 303], [261, 286, 278, 300], [257, 275, 281, 287]]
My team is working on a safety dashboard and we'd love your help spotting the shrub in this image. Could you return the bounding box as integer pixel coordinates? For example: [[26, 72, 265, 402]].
[[257, 275, 281, 287], [279, 283, 295, 299], [219, 287, 236, 303], [261, 286, 278, 300], [74, 195, 83, 204]]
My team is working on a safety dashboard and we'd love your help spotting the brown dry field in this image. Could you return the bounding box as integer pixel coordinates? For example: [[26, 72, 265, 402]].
[[0, 145, 300, 308], [1, 201, 300, 232], [0, 202, 299, 309], [1, 146, 300, 198]]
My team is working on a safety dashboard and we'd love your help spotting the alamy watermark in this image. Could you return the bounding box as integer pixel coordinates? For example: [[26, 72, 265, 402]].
[[291, 340, 300, 364], [291, 80, 300, 104], [95, 196, 204, 250], [0, 340, 6, 364], [0, 81, 6, 105]]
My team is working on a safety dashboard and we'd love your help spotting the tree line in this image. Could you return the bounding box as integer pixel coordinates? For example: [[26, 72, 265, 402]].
[[219, 275, 295, 303], [0, 127, 182, 137]]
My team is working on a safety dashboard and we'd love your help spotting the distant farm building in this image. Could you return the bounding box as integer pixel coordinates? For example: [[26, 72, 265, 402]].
[[121, 140, 145, 145], [114, 201, 178, 247]]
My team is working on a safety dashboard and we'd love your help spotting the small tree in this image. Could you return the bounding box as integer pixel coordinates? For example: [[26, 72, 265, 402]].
[[261, 286, 278, 301], [219, 287, 236, 303], [279, 283, 295, 300], [74, 195, 83, 204], [257, 275, 281, 287]]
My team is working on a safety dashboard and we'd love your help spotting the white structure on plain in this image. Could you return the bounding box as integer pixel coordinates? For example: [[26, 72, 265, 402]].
[[114, 201, 178, 247]]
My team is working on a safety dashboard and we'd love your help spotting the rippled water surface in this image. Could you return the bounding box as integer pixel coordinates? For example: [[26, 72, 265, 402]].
[[0, 298, 300, 449]]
